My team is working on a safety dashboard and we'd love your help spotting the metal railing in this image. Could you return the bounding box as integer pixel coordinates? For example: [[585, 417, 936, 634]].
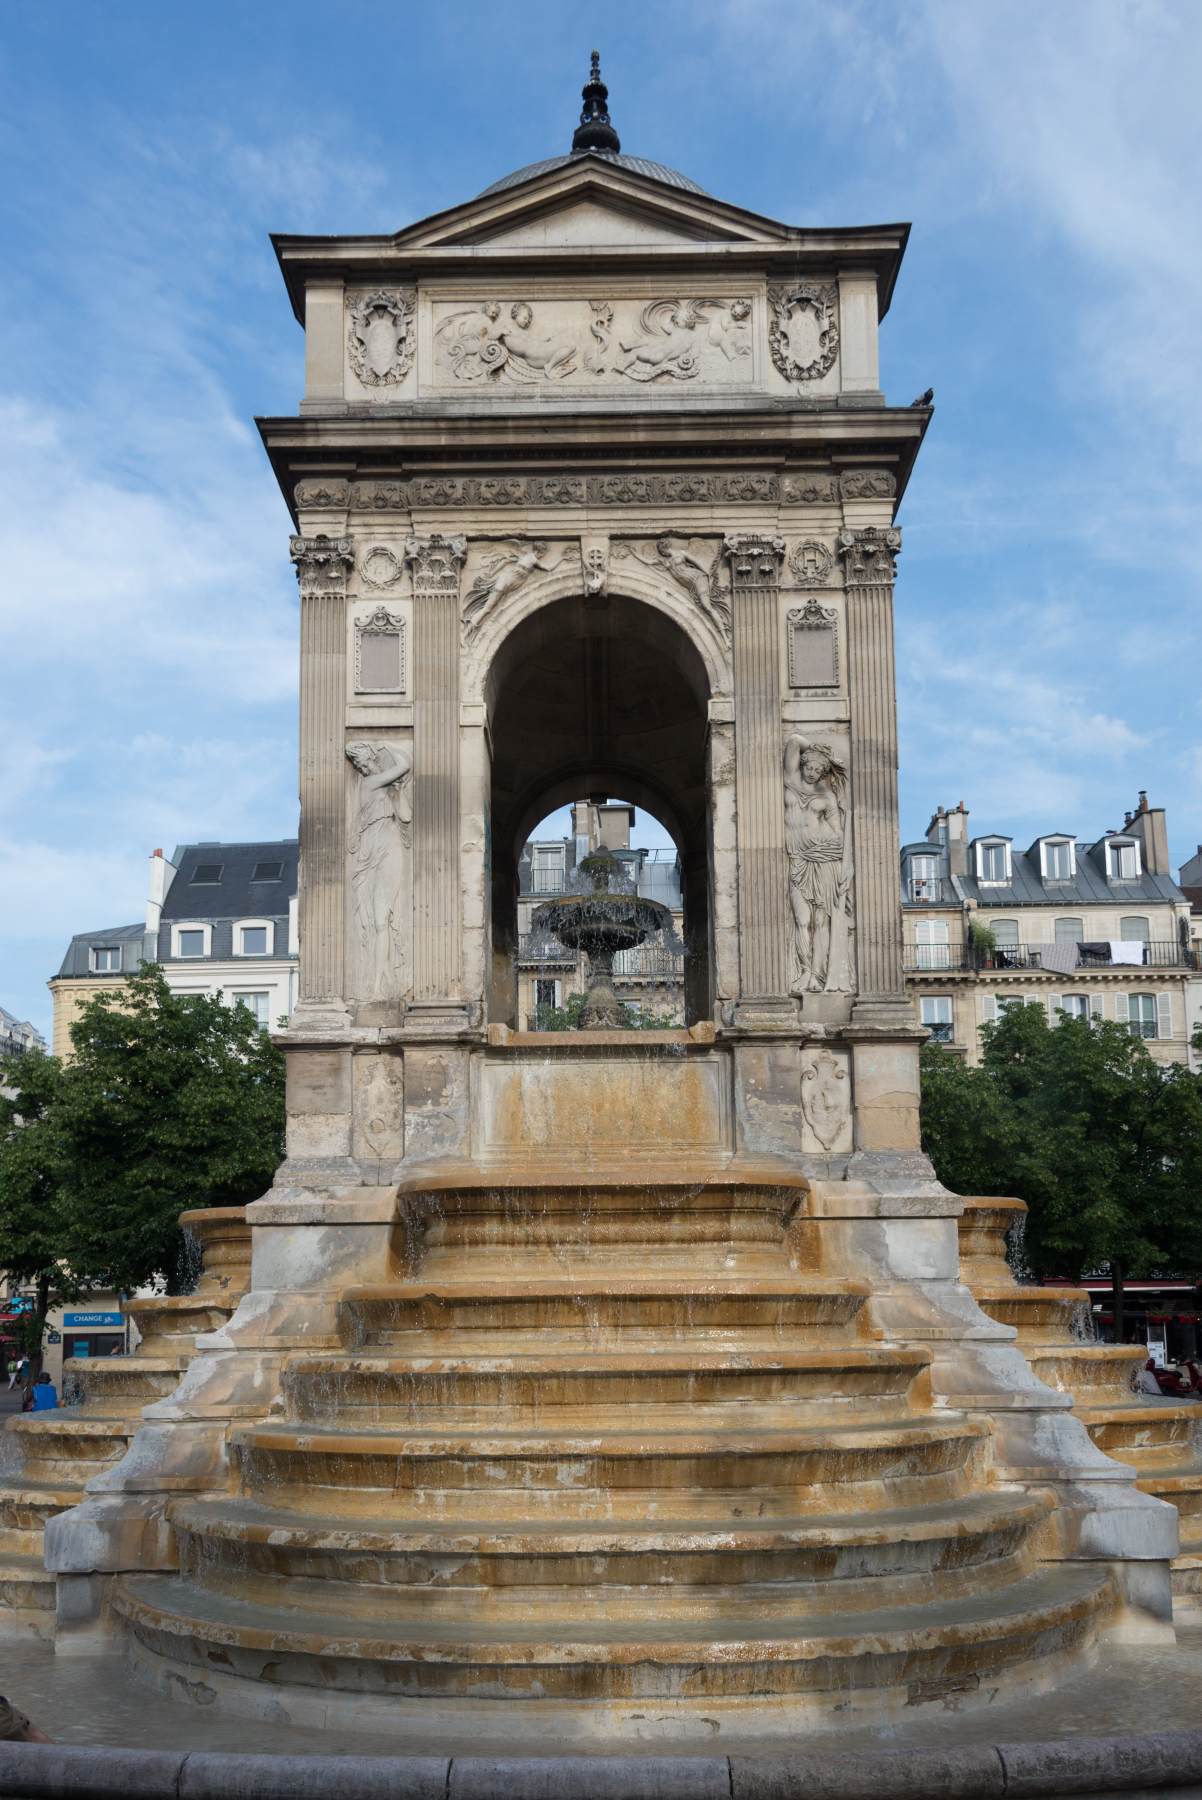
[[924, 1021, 954, 1043], [516, 933, 577, 966], [903, 939, 1197, 975], [612, 944, 685, 978], [907, 877, 953, 904]]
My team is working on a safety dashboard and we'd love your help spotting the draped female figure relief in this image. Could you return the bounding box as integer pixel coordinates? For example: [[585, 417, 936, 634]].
[[345, 740, 413, 1001], [783, 736, 853, 994]]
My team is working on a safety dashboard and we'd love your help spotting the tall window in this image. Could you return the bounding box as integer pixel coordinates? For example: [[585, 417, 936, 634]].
[[915, 919, 950, 969], [991, 919, 1020, 947], [920, 996, 953, 1042], [1108, 841, 1139, 881], [531, 847, 565, 892], [535, 979, 559, 1010], [996, 995, 1028, 1019], [92, 946, 121, 973], [1119, 916, 1149, 944], [1043, 839, 1074, 879], [1054, 917, 1083, 944], [1128, 994, 1157, 1039], [978, 841, 1010, 883], [235, 992, 270, 1028], [1060, 994, 1091, 1020]]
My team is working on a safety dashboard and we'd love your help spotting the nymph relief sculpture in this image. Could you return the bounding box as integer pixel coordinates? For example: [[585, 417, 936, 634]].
[[461, 541, 561, 640], [783, 736, 853, 994], [345, 740, 412, 1002]]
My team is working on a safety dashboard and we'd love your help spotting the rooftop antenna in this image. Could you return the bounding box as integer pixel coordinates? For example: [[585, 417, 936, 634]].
[[571, 49, 621, 154]]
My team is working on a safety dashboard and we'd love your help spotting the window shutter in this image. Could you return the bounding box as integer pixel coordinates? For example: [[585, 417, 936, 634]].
[[1157, 992, 1173, 1039], [979, 994, 997, 1026], [1049, 993, 1063, 1019], [1114, 993, 1129, 1024], [1089, 995, 1104, 1022]]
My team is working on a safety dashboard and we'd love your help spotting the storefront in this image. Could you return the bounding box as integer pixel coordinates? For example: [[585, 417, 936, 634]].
[[61, 1309, 127, 1367]]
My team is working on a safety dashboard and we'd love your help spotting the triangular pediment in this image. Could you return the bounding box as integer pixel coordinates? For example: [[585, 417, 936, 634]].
[[392, 159, 794, 253]]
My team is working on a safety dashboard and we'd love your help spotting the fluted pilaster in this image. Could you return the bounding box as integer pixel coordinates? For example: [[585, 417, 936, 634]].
[[291, 535, 354, 1015], [407, 534, 467, 1007], [724, 535, 789, 1002], [839, 526, 905, 1003]]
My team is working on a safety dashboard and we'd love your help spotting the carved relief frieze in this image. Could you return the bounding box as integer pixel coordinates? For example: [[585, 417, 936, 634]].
[[840, 470, 897, 500], [347, 288, 416, 387], [788, 540, 836, 587], [346, 472, 782, 511], [838, 525, 902, 583], [460, 541, 563, 642], [800, 1047, 852, 1152], [614, 538, 730, 642], [431, 296, 754, 387], [782, 473, 839, 504], [294, 479, 350, 510], [783, 735, 854, 995], [353, 606, 406, 694], [359, 545, 404, 590], [768, 283, 839, 383], [787, 599, 839, 690], [345, 741, 412, 1002], [290, 534, 355, 593]]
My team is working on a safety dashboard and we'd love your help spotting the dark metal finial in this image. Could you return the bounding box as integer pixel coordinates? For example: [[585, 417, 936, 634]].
[[571, 48, 621, 155]]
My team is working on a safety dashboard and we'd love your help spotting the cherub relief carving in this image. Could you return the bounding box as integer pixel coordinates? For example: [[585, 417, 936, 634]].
[[494, 302, 579, 380], [345, 741, 412, 1002], [612, 299, 712, 381], [783, 737, 854, 995], [461, 541, 561, 640]]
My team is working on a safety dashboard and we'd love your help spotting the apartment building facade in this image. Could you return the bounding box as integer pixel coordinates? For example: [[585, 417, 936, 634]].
[[903, 794, 1196, 1066], [49, 840, 300, 1057]]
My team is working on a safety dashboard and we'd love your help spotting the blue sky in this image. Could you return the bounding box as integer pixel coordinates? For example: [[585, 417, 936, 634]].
[[2, 1, 1199, 1038]]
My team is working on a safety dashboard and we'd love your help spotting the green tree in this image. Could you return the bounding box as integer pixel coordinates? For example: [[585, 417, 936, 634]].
[[921, 1002, 1202, 1333], [51, 967, 284, 1295], [531, 991, 680, 1031], [0, 1049, 81, 1370]]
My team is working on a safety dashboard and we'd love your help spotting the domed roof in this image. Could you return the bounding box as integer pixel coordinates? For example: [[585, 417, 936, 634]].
[[479, 53, 707, 201], [479, 150, 707, 199]]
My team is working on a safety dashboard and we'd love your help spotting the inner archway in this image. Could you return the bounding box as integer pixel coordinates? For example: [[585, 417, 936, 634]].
[[486, 592, 712, 1025]]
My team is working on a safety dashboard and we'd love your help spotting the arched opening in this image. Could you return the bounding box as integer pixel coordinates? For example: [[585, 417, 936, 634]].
[[486, 592, 712, 1026]]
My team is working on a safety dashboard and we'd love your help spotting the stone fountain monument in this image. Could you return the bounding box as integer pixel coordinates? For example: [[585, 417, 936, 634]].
[[46, 53, 1177, 1739]]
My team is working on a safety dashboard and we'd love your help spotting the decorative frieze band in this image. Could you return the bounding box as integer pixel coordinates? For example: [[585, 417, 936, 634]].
[[293, 470, 897, 513]]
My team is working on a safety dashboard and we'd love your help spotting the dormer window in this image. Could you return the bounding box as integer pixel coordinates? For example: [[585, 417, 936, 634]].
[[1040, 837, 1075, 881], [1107, 839, 1140, 882], [976, 839, 1011, 884]]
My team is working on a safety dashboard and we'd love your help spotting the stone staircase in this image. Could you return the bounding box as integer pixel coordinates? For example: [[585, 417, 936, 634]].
[[114, 1173, 1114, 1723], [0, 1207, 249, 1639], [959, 1197, 1202, 1609]]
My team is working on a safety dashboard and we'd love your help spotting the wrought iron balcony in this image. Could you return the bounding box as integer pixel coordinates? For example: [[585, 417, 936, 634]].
[[904, 939, 1197, 975], [612, 944, 685, 979], [516, 932, 577, 966]]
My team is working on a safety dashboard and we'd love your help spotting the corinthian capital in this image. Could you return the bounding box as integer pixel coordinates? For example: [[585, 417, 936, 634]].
[[404, 533, 468, 593], [837, 526, 901, 583], [289, 533, 354, 593], [722, 534, 786, 584]]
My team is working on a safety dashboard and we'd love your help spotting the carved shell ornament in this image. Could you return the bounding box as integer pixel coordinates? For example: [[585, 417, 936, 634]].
[[768, 283, 840, 383], [348, 289, 416, 387]]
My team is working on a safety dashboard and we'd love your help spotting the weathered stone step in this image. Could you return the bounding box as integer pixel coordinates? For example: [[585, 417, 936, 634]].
[[4, 1413, 137, 1483], [282, 1346, 930, 1423], [114, 1563, 1112, 1702], [0, 1481, 78, 1533], [232, 1416, 991, 1520], [67, 1355, 188, 1405], [343, 1278, 868, 1342], [1025, 1344, 1145, 1400], [0, 1553, 56, 1637], [171, 1489, 1054, 1618], [969, 1285, 1093, 1343], [1080, 1402, 1202, 1465]]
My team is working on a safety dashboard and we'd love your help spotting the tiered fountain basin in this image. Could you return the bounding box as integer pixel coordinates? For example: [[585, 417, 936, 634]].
[[959, 1197, 1202, 1607], [0, 1206, 249, 1640], [113, 1171, 1114, 1729]]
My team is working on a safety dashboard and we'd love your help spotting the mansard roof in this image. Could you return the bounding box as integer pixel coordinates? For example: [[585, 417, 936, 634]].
[[161, 839, 298, 924]]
